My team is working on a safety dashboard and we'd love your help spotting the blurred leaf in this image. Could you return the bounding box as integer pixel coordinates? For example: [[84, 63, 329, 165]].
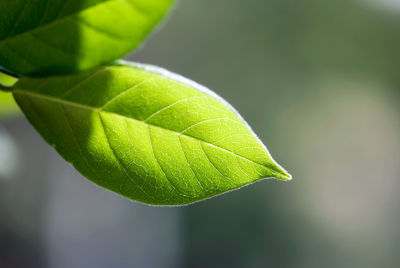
[[0, 92, 20, 119], [0, 71, 18, 86], [0, 125, 19, 180], [0, 72, 20, 119], [13, 62, 291, 205], [0, 0, 174, 76]]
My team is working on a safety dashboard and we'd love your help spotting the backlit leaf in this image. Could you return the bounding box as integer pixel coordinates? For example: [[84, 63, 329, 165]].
[[13, 61, 291, 205], [0, 0, 174, 76], [0, 72, 20, 119]]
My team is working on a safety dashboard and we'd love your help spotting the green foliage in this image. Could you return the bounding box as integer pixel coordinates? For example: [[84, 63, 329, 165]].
[[0, 0, 291, 205], [0, 92, 19, 119], [0, 71, 17, 86], [13, 62, 291, 205], [0, 0, 174, 75], [0, 72, 19, 119]]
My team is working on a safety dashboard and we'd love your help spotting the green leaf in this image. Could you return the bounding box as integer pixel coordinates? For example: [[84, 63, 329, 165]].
[[0, 92, 20, 119], [0, 0, 174, 76], [0, 71, 18, 86], [13, 62, 291, 206], [0, 72, 20, 119]]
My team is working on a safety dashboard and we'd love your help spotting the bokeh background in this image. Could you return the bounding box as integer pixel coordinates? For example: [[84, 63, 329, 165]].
[[1, 0, 400, 267]]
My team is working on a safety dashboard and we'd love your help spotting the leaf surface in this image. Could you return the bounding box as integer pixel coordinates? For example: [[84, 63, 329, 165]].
[[13, 62, 291, 205], [0, 0, 174, 75], [0, 92, 20, 119], [0, 72, 20, 119]]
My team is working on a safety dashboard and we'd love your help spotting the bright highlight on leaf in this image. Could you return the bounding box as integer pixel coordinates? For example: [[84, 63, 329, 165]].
[[13, 62, 291, 205], [0, 72, 20, 119], [0, 0, 174, 76], [0, 92, 20, 119]]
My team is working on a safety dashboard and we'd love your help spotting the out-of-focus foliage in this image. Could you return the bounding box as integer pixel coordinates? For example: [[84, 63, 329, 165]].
[[0, 126, 19, 180], [0, 72, 19, 119]]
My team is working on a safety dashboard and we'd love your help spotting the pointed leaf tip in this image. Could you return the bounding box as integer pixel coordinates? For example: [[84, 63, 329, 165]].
[[13, 62, 292, 205]]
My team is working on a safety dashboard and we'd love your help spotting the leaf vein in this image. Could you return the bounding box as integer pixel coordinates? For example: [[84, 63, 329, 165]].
[[2, 43, 36, 67], [75, 17, 132, 40], [29, 33, 77, 58], [213, 133, 254, 145], [59, 103, 98, 177], [100, 78, 151, 109], [178, 136, 205, 191], [144, 95, 208, 122], [13, 89, 279, 174], [147, 125, 190, 198], [38, 0, 50, 25], [56, 0, 73, 19], [6, 1, 29, 38], [180, 118, 241, 134], [123, 119, 170, 202], [60, 69, 108, 98], [199, 142, 238, 185], [98, 113, 156, 201], [0, 0, 116, 44], [235, 156, 256, 180]]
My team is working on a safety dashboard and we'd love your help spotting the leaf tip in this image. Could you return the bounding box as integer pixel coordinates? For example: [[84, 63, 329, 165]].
[[275, 170, 292, 181], [269, 159, 292, 181], [279, 170, 293, 181]]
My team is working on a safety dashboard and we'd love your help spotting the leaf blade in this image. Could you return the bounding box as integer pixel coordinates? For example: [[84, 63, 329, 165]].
[[0, 0, 174, 75], [13, 63, 291, 205], [0, 72, 20, 119]]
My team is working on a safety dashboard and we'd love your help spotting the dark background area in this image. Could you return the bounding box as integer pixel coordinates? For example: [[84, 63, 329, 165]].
[[1, 0, 400, 267]]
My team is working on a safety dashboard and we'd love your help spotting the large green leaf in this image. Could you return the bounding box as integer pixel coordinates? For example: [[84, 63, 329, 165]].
[[13, 62, 291, 205], [0, 0, 174, 76]]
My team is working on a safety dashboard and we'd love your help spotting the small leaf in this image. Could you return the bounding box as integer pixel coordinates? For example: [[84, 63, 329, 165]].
[[0, 72, 20, 119], [0, 0, 174, 76], [0, 92, 20, 119], [0, 71, 18, 86], [13, 62, 291, 206]]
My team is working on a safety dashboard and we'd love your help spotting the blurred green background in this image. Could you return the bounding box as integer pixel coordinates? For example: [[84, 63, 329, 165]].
[[1, 0, 400, 267]]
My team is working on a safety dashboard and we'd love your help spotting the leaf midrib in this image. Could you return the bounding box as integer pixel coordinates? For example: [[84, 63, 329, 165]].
[[0, 0, 115, 44], [13, 89, 284, 177]]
